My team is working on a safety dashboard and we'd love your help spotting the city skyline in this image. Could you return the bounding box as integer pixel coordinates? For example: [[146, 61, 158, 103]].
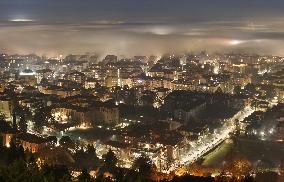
[[1, 1, 284, 180]]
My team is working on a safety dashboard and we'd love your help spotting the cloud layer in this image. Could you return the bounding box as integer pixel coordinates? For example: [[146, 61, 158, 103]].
[[1, 0, 284, 56]]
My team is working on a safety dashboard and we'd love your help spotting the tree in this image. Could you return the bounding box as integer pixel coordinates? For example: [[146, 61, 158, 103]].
[[242, 175, 255, 182], [42, 164, 72, 181], [255, 171, 279, 182], [171, 174, 214, 182], [103, 149, 117, 170], [59, 136, 75, 149], [46, 136, 58, 146], [280, 159, 284, 176], [12, 110, 17, 130], [33, 107, 52, 132], [74, 145, 100, 169], [87, 145, 96, 156], [140, 94, 155, 106], [6, 142, 25, 165], [0, 112, 5, 121], [87, 145, 99, 164], [244, 83, 256, 96], [132, 155, 155, 177], [234, 85, 242, 95], [251, 99, 259, 110], [216, 87, 223, 93], [264, 85, 276, 99], [230, 157, 252, 177], [19, 116, 27, 132], [7, 141, 17, 164], [78, 168, 93, 182]]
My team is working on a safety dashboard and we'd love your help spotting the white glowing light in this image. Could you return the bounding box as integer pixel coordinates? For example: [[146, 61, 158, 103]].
[[150, 27, 172, 35], [19, 71, 36, 76], [10, 19, 34, 22], [260, 131, 265, 137], [6, 143, 10, 148], [229, 40, 245, 45]]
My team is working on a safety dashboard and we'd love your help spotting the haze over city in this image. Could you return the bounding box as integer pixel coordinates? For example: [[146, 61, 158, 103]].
[[1, 0, 284, 56]]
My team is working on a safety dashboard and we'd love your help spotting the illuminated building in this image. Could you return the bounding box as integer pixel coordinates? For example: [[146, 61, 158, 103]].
[[64, 70, 86, 85], [17, 133, 48, 153], [18, 69, 37, 86], [0, 98, 13, 118], [0, 126, 17, 148]]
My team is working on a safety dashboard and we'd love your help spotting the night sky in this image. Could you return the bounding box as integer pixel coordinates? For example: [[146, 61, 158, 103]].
[[1, 0, 284, 56]]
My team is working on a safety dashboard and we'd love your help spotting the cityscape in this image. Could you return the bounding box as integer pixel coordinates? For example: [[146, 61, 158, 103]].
[[1, 0, 284, 182]]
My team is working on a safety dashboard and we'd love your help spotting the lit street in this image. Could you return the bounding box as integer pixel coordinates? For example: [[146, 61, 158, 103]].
[[166, 106, 254, 173]]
